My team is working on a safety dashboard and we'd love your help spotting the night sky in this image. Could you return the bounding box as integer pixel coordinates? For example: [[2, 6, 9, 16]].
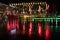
[[0, 0, 58, 4]]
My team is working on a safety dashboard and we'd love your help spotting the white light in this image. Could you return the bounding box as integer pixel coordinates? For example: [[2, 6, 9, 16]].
[[10, 29, 16, 35], [29, 3, 30, 5], [10, 5, 15, 8], [9, 4, 11, 6]]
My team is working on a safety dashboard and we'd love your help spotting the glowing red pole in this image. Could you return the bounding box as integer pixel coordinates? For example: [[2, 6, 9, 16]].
[[7, 21, 10, 31], [15, 11, 19, 29], [29, 21, 32, 37], [38, 23, 42, 36], [22, 22, 25, 35], [7, 9, 12, 31], [45, 22, 50, 40], [28, 5, 33, 37]]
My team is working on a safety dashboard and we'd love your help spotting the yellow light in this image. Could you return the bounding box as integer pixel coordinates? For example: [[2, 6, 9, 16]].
[[40, 2, 41, 4], [38, 2, 39, 4], [42, 2, 44, 4], [29, 3, 30, 5], [24, 15, 28, 19], [26, 3, 28, 5], [33, 2, 35, 4], [6, 7, 9, 10], [35, 3, 37, 4]]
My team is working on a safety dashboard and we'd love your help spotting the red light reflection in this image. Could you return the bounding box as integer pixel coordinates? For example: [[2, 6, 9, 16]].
[[22, 23, 25, 35], [45, 22, 50, 40], [15, 19, 19, 29], [29, 21, 32, 37], [7, 21, 11, 31], [38, 23, 42, 36]]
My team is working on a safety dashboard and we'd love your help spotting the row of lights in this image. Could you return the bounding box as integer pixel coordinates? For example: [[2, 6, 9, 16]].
[[9, 2, 46, 6]]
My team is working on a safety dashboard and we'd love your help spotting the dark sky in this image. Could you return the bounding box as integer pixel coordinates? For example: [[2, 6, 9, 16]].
[[0, 0, 57, 4]]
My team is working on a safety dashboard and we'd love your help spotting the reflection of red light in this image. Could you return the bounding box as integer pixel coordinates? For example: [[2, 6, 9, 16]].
[[29, 21, 32, 37], [7, 21, 10, 31], [38, 23, 42, 36], [45, 22, 50, 40], [15, 19, 19, 29], [22, 24, 25, 35]]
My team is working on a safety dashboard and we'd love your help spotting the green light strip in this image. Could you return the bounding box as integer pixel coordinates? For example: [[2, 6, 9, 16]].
[[57, 18, 60, 19], [32, 18, 60, 20], [32, 17, 60, 22], [32, 18, 60, 19]]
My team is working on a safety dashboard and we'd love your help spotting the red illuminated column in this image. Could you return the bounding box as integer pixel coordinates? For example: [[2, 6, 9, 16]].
[[14, 18, 19, 29], [22, 22, 25, 35], [38, 23, 42, 36], [29, 21, 32, 37], [7, 17, 13, 31], [6, 10, 12, 31], [7, 21, 11, 31], [45, 22, 50, 40]]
